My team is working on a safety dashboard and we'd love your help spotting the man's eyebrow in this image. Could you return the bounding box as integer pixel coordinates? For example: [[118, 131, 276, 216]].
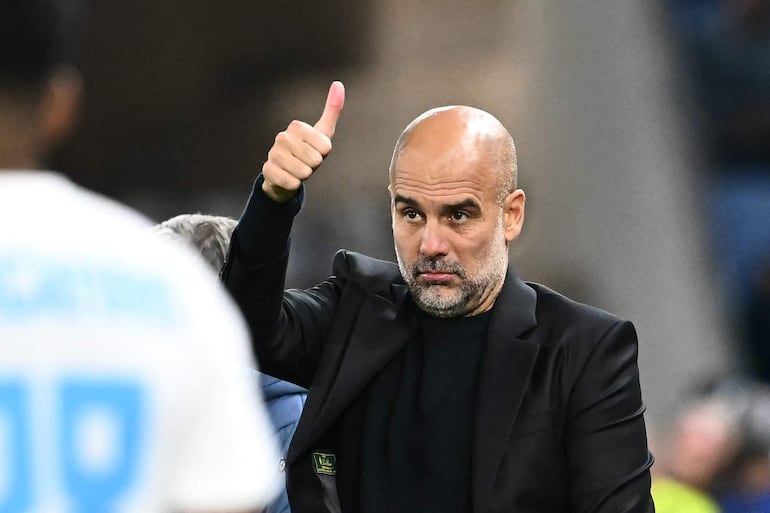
[[444, 198, 481, 211], [393, 194, 419, 207], [393, 195, 482, 212]]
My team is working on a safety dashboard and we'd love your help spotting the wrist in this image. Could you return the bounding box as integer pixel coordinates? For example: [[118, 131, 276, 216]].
[[261, 180, 297, 203]]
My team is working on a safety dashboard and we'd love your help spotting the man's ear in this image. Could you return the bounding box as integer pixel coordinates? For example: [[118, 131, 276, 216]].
[[503, 189, 525, 242], [39, 68, 82, 150]]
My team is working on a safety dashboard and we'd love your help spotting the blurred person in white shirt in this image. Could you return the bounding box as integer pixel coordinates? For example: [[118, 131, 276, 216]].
[[0, 0, 280, 511]]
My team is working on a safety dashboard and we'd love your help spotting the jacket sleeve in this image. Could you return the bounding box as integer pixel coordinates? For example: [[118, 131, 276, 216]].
[[221, 176, 344, 388], [564, 320, 655, 513]]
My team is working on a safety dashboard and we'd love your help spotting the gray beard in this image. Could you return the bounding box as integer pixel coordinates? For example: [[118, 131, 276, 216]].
[[395, 231, 509, 318]]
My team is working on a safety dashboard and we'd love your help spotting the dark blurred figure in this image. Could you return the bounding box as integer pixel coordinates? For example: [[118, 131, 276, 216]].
[[0, 0, 82, 168], [155, 213, 308, 513]]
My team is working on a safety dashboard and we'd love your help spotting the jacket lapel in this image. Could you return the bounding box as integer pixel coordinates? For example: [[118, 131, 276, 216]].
[[288, 282, 415, 463], [472, 271, 539, 513]]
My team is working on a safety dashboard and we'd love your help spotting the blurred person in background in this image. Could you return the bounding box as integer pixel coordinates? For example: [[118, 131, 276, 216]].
[[221, 82, 654, 513], [651, 392, 738, 513], [652, 377, 770, 513], [0, 0, 280, 510], [709, 380, 770, 513], [154, 213, 308, 513]]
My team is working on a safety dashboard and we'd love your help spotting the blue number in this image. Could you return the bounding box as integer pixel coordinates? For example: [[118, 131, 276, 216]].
[[0, 381, 33, 513], [59, 379, 144, 513]]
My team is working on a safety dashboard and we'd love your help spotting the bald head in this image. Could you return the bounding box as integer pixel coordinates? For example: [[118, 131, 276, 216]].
[[388, 105, 526, 317], [389, 106, 518, 205]]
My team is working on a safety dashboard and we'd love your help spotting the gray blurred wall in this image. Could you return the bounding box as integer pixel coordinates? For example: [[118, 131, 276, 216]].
[[514, 1, 734, 422]]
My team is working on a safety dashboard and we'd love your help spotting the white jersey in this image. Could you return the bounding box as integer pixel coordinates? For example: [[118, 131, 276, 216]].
[[0, 171, 280, 512]]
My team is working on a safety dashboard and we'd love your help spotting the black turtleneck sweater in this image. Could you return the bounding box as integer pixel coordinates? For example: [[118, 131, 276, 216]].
[[360, 306, 491, 513]]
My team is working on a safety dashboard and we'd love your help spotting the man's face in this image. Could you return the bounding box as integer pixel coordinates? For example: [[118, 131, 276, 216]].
[[390, 115, 523, 318]]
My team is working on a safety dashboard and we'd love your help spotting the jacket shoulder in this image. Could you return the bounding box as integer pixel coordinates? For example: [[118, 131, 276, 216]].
[[524, 283, 639, 376], [526, 282, 630, 333], [331, 249, 403, 290]]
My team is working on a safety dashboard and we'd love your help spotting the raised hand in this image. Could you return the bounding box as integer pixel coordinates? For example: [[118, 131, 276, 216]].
[[261, 81, 345, 202]]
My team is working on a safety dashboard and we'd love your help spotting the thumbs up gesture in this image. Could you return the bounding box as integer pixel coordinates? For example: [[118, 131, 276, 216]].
[[261, 81, 345, 202]]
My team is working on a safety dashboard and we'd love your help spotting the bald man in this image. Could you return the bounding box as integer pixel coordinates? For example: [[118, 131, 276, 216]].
[[222, 82, 655, 513]]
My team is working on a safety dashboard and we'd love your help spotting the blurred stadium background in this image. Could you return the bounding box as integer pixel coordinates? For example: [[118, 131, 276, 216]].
[[53, 0, 770, 427]]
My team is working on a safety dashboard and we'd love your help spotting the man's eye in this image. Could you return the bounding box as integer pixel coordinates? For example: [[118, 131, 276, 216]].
[[405, 210, 421, 220], [451, 211, 469, 223]]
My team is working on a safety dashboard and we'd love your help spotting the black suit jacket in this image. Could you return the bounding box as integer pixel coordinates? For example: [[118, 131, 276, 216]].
[[222, 239, 654, 513]]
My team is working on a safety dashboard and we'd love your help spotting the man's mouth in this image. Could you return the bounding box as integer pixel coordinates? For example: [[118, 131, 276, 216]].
[[416, 272, 455, 283]]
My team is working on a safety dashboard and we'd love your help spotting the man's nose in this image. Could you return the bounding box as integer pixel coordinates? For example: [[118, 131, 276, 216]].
[[419, 220, 449, 257]]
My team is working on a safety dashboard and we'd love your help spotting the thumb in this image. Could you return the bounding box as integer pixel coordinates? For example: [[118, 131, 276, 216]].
[[314, 81, 345, 138]]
